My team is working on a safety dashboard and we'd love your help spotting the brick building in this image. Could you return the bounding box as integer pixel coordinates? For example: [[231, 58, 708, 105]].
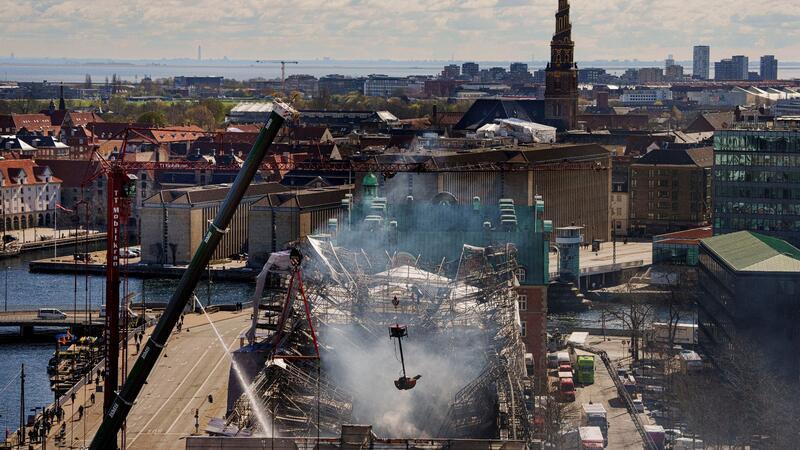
[[629, 147, 713, 236]]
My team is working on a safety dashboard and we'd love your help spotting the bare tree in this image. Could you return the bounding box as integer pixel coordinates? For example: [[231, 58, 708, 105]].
[[608, 274, 654, 361], [540, 393, 579, 449], [669, 333, 800, 448]]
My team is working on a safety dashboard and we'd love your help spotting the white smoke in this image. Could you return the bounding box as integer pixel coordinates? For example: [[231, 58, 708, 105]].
[[321, 324, 487, 438]]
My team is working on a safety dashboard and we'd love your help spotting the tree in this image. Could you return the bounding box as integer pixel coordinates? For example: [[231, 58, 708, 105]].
[[669, 335, 800, 448], [607, 272, 654, 361], [199, 99, 227, 125], [185, 105, 216, 130], [541, 394, 578, 448], [136, 111, 167, 127]]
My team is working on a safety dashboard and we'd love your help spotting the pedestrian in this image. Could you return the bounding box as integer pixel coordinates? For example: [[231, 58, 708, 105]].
[[90, 393, 95, 405], [78, 405, 83, 420], [70, 392, 76, 404], [136, 341, 140, 353]]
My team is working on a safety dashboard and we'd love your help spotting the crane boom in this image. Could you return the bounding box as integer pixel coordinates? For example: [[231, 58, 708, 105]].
[[88, 100, 299, 450]]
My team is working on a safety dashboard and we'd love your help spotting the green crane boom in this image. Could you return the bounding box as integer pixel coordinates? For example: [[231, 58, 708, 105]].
[[89, 101, 298, 450]]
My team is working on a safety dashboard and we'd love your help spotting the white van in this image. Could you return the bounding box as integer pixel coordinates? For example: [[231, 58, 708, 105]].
[[38, 308, 67, 320]]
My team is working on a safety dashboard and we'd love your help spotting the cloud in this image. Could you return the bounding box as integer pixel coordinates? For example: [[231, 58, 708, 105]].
[[1, 0, 798, 61]]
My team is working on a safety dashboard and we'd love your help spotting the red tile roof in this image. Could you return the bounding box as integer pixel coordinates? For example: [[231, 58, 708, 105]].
[[64, 112, 104, 127], [0, 159, 62, 186], [0, 114, 56, 133], [654, 226, 713, 242], [34, 159, 99, 187]]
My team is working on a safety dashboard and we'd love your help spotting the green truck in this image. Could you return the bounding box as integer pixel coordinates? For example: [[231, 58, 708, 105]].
[[575, 355, 595, 384]]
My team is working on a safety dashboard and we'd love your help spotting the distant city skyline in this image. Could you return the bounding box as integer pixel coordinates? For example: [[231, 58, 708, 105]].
[[4, 0, 800, 62]]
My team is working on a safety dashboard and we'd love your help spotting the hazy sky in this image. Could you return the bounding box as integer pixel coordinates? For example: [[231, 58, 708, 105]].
[[3, 0, 799, 62]]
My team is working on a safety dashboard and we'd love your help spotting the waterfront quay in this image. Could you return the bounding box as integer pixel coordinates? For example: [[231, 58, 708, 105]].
[[6, 308, 250, 449], [29, 249, 257, 281]]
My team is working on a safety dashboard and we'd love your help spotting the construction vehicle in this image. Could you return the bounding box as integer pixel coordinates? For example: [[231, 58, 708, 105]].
[[88, 100, 299, 450]]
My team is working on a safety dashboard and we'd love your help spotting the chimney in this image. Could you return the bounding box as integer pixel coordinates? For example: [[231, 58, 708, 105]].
[[597, 90, 609, 110]]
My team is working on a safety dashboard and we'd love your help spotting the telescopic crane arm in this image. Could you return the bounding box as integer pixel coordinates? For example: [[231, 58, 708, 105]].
[[89, 100, 299, 450]]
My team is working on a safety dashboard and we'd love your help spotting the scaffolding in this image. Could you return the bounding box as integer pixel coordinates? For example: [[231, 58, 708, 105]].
[[229, 236, 532, 441]]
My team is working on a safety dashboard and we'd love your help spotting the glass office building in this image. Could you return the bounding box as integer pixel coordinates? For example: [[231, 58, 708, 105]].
[[713, 130, 800, 246]]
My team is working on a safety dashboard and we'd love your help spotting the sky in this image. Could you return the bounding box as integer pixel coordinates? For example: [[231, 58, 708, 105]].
[[2, 0, 799, 62]]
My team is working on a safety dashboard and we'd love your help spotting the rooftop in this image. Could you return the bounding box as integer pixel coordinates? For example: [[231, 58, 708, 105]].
[[633, 146, 713, 167], [701, 231, 800, 273]]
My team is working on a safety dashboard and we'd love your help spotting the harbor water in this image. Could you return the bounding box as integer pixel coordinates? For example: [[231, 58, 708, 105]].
[[0, 245, 254, 437]]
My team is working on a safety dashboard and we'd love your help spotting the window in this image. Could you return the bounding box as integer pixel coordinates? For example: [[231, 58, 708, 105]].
[[520, 321, 527, 337], [518, 294, 528, 312], [515, 267, 527, 282]]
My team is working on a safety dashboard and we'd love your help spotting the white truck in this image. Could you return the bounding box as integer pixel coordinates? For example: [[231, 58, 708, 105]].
[[579, 426, 605, 449], [581, 403, 608, 446], [647, 322, 698, 346]]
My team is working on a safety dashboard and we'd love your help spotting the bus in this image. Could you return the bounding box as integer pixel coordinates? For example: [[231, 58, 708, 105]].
[[575, 355, 595, 384]]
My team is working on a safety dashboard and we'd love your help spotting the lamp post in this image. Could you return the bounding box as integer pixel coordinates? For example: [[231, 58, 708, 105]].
[[4, 266, 8, 312]]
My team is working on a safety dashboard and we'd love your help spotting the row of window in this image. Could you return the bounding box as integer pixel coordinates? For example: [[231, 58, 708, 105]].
[[716, 185, 800, 201], [632, 212, 701, 221], [653, 245, 699, 266], [715, 169, 800, 184], [631, 178, 703, 190], [714, 217, 800, 232], [715, 153, 800, 168], [715, 132, 800, 154], [715, 201, 800, 216]]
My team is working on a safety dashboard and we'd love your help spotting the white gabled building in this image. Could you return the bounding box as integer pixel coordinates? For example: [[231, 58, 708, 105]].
[[0, 159, 61, 231]]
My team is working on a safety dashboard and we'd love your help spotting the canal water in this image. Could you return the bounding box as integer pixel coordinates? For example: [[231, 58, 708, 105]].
[[0, 245, 254, 437]]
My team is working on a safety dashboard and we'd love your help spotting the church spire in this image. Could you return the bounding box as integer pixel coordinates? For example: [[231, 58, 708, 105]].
[[549, 0, 574, 70], [58, 83, 66, 111], [544, 0, 578, 130], [555, 0, 572, 41]]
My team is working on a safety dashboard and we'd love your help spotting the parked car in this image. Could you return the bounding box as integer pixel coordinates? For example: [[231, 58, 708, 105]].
[[632, 397, 644, 413], [38, 308, 67, 320], [120, 248, 139, 258]]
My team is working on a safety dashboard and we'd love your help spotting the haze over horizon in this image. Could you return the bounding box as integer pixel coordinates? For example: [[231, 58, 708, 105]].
[[4, 0, 799, 62]]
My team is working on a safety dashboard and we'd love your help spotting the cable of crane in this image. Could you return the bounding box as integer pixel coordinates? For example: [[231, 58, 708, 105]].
[[0, 368, 20, 397]]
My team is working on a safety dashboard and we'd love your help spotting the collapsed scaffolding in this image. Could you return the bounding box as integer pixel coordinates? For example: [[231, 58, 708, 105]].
[[227, 235, 532, 441]]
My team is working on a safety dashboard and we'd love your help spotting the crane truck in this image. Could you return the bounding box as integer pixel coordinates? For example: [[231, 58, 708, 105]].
[[88, 100, 299, 450]]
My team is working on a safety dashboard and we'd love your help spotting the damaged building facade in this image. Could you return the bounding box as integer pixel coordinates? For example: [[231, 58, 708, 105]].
[[220, 234, 534, 446]]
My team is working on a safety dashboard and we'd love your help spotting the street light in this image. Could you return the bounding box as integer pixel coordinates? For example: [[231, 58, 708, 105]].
[[4, 266, 8, 312]]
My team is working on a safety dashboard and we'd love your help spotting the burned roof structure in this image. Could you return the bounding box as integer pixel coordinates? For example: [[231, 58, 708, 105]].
[[224, 236, 532, 442]]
